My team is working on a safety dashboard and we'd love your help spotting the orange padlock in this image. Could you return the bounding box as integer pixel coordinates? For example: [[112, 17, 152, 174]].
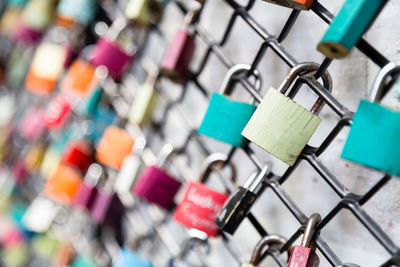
[[61, 59, 98, 98], [45, 163, 82, 204], [96, 126, 134, 169]]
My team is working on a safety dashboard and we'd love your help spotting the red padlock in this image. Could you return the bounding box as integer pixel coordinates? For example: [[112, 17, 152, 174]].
[[161, 9, 199, 83], [288, 213, 321, 267], [44, 94, 71, 130], [62, 140, 93, 173], [173, 153, 236, 237], [89, 18, 135, 81], [133, 144, 182, 210]]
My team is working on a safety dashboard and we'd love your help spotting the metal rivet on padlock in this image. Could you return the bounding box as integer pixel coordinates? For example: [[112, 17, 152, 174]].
[[25, 42, 67, 95], [261, 0, 314, 10], [198, 64, 262, 148], [62, 140, 93, 173], [62, 60, 99, 98], [133, 144, 183, 210], [160, 6, 200, 83], [288, 213, 321, 267], [125, 0, 163, 27], [242, 62, 333, 166], [73, 163, 103, 211], [128, 68, 160, 126], [317, 0, 388, 59], [44, 163, 83, 204], [113, 247, 154, 267], [173, 153, 236, 237], [341, 63, 400, 176], [56, 0, 97, 26], [241, 234, 290, 267], [89, 18, 135, 81], [95, 126, 135, 169], [167, 230, 210, 267], [215, 163, 272, 235]]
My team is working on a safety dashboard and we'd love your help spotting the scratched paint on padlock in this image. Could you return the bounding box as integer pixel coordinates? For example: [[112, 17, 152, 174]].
[[341, 100, 400, 176], [242, 88, 321, 166]]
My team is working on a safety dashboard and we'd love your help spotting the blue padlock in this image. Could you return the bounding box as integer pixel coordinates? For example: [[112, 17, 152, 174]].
[[197, 64, 261, 148], [57, 0, 97, 26], [342, 63, 400, 176], [113, 247, 154, 267], [89, 107, 117, 144]]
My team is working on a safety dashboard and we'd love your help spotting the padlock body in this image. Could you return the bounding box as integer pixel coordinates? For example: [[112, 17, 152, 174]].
[[215, 186, 257, 235], [90, 190, 124, 229], [173, 181, 229, 237], [62, 141, 93, 173], [198, 93, 256, 148], [57, 0, 97, 26], [262, 0, 314, 10], [242, 87, 321, 166], [44, 95, 71, 129], [342, 100, 400, 176], [317, 0, 386, 58], [18, 107, 45, 141], [89, 38, 133, 80], [13, 23, 43, 44], [125, 0, 153, 26], [62, 60, 98, 98], [96, 126, 135, 169], [288, 246, 319, 267], [161, 29, 195, 83], [73, 182, 98, 211], [128, 82, 159, 126], [71, 254, 98, 267], [113, 247, 153, 267], [133, 166, 182, 210]]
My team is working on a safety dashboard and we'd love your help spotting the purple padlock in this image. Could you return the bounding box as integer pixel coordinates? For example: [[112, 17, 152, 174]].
[[89, 38, 133, 81], [11, 159, 29, 185], [73, 164, 102, 211], [133, 166, 182, 210], [90, 189, 125, 229], [13, 24, 43, 45]]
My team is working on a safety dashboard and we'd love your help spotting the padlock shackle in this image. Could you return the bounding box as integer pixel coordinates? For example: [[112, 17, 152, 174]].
[[300, 213, 321, 248], [278, 62, 332, 114], [178, 230, 210, 260], [218, 64, 262, 96], [243, 163, 272, 193], [105, 17, 128, 41], [370, 62, 400, 102], [198, 153, 236, 192], [250, 234, 289, 265]]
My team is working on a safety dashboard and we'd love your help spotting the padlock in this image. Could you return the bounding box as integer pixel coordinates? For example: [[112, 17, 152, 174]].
[[160, 8, 199, 83], [22, 196, 60, 233], [71, 254, 99, 267], [40, 146, 61, 179], [167, 230, 209, 267], [95, 126, 135, 169], [114, 137, 146, 195], [341, 63, 400, 176], [198, 64, 261, 148], [128, 69, 160, 126], [53, 242, 76, 267], [13, 23, 43, 44], [242, 62, 332, 166], [25, 42, 67, 95], [89, 107, 117, 144], [90, 186, 125, 230], [241, 234, 289, 267], [125, 0, 163, 27], [80, 87, 104, 117], [73, 163, 102, 211], [24, 142, 47, 172], [44, 94, 72, 130], [215, 163, 272, 235], [261, 0, 314, 10], [11, 159, 29, 185], [113, 247, 153, 267], [62, 59, 99, 98], [317, 0, 388, 59], [288, 213, 321, 267], [56, 0, 98, 26], [20, 0, 57, 31], [134, 144, 182, 210], [89, 18, 135, 80], [0, 3, 24, 37], [44, 163, 83, 204], [18, 107, 45, 141], [173, 153, 236, 237], [62, 140, 93, 173]]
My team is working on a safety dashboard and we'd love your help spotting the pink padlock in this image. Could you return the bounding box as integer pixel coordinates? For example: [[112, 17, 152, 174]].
[[18, 107, 45, 141], [160, 9, 198, 83], [89, 19, 135, 80], [11, 159, 29, 185], [73, 163, 102, 211], [90, 189, 125, 229], [44, 94, 71, 130], [13, 24, 43, 45]]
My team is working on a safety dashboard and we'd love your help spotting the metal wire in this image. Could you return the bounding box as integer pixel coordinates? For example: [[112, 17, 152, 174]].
[[159, 0, 400, 266]]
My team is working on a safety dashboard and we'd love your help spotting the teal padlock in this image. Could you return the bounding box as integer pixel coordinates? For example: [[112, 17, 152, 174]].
[[317, 0, 388, 59], [342, 63, 400, 176], [113, 247, 154, 267], [198, 64, 261, 148], [57, 0, 97, 26], [71, 254, 99, 267]]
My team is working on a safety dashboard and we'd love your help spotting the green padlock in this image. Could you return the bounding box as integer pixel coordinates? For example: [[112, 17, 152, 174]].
[[125, 0, 163, 27], [242, 62, 332, 166], [128, 69, 160, 126], [342, 63, 400, 176], [198, 64, 261, 148], [317, 0, 388, 59]]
